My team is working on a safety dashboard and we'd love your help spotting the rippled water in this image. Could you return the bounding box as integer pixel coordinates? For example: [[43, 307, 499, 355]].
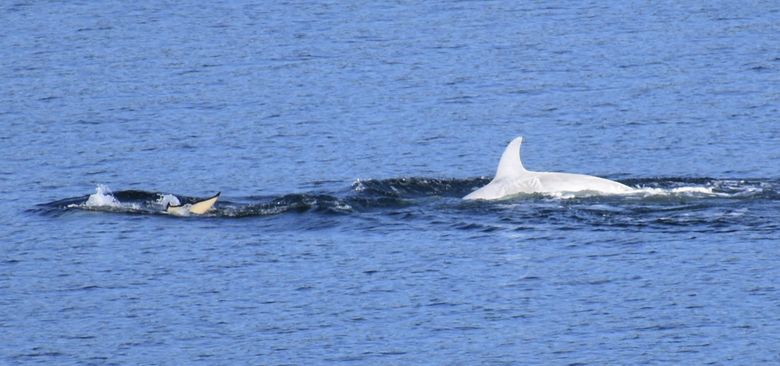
[[3, 1, 780, 365]]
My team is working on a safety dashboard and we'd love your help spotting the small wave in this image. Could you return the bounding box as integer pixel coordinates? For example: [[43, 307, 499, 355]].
[[220, 194, 354, 217], [352, 177, 489, 198]]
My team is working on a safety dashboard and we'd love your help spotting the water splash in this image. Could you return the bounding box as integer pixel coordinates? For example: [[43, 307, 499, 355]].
[[155, 194, 181, 208], [83, 184, 122, 208]]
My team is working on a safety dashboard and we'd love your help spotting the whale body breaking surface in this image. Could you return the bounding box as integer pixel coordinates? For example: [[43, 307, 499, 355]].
[[463, 136, 634, 200]]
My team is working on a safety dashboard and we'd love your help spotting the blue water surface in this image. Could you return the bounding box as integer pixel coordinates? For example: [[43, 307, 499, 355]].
[[2, 1, 780, 365]]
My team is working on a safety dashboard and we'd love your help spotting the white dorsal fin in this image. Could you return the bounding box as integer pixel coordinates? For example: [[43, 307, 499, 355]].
[[494, 136, 527, 179]]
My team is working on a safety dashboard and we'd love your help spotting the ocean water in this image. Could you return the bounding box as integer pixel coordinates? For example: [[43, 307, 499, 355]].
[[2, 1, 780, 365]]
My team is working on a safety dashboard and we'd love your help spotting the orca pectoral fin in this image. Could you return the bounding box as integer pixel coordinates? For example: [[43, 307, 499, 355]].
[[188, 192, 220, 214]]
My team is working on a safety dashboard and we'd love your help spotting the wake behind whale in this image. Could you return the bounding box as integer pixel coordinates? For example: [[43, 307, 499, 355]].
[[38, 135, 777, 220], [36, 178, 777, 223]]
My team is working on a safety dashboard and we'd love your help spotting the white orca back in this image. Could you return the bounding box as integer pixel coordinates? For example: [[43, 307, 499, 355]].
[[464, 136, 632, 200]]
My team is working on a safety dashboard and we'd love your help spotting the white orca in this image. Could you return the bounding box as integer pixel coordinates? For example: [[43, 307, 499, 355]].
[[463, 137, 633, 200], [165, 192, 220, 215]]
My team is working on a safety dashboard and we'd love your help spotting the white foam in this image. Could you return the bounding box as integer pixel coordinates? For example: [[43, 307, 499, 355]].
[[155, 194, 181, 208], [525, 185, 728, 200], [547, 191, 578, 200], [333, 200, 353, 212], [82, 184, 144, 210], [85, 184, 122, 207], [352, 179, 366, 192], [630, 186, 727, 198]]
